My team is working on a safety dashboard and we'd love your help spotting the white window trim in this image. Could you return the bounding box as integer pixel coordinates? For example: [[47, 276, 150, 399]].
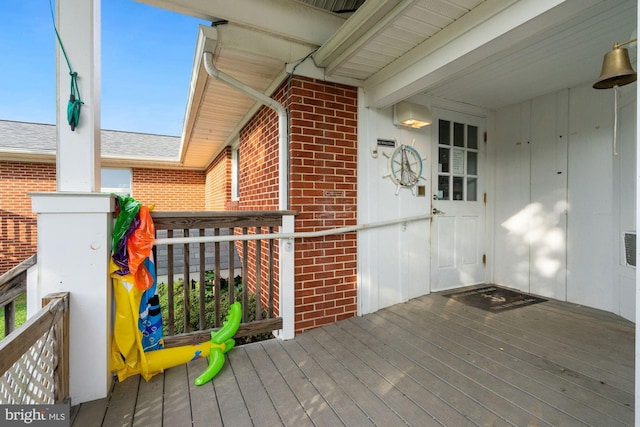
[[231, 142, 240, 201], [101, 167, 132, 196]]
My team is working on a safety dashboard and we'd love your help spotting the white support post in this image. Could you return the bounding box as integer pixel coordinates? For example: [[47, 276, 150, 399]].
[[56, 0, 101, 192], [278, 214, 295, 339], [31, 193, 113, 405], [28, 0, 111, 406]]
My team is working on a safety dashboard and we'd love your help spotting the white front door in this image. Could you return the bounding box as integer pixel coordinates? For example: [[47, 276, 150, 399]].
[[430, 110, 486, 292]]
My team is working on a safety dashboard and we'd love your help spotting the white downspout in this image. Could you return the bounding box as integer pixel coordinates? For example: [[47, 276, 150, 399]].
[[203, 51, 294, 339], [202, 51, 289, 210]]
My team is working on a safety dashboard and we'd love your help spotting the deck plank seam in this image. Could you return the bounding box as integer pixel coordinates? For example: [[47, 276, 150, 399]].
[[383, 302, 633, 425]]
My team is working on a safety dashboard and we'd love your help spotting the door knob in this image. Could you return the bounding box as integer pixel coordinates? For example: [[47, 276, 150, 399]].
[[432, 208, 445, 215]]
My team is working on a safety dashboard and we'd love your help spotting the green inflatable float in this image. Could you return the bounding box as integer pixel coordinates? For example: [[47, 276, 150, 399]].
[[195, 301, 242, 385]]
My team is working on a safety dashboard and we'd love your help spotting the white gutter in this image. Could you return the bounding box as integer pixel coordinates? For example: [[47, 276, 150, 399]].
[[202, 51, 289, 210], [154, 214, 429, 246]]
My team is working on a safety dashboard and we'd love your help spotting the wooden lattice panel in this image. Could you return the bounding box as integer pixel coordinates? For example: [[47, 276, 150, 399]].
[[0, 329, 57, 404]]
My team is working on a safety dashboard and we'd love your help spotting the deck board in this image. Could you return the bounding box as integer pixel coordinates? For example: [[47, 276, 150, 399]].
[[102, 373, 138, 426], [384, 300, 631, 426], [271, 339, 345, 426], [186, 358, 223, 427], [213, 354, 253, 426], [162, 364, 192, 426], [423, 295, 634, 390], [295, 329, 410, 426], [133, 371, 163, 427], [278, 338, 367, 426], [71, 291, 635, 426], [243, 343, 315, 427], [410, 298, 635, 415], [335, 318, 517, 427], [230, 346, 283, 426]]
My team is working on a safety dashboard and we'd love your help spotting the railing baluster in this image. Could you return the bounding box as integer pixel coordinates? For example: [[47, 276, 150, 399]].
[[167, 229, 175, 336], [228, 227, 235, 306], [0, 254, 36, 338], [183, 229, 191, 332], [4, 301, 15, 337], [255, 226, 262, 322], [268, 226, 275, 318], [242, 227, 249, 324], [214, 228, 221, 327], [198, 229, 206, 330]]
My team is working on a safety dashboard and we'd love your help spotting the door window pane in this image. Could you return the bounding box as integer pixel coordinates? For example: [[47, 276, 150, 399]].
[[453, 176, 463, 200], [453, 122, 464, 147], [439, 120, 450, 145], [438, 175, 449, 200], [467, 151, 477, 175], [438, 147, 450, 173], [452, 148, 464, 174], [467, 178, 477, 201], [468, 125, 478, 149]]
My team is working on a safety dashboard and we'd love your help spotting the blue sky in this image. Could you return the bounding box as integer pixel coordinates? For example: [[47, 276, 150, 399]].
[[0, 1, 207, 136]]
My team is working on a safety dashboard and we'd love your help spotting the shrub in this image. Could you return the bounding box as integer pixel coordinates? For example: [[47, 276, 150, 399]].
[[157, 274, 272, 345]]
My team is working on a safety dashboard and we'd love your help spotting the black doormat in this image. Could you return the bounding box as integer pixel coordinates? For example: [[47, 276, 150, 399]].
[[443, 285, 547, 312]]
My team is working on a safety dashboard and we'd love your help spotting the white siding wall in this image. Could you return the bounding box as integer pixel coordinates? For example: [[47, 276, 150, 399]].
[[494, 81, 636, 320], [357, 91, 431, 315]]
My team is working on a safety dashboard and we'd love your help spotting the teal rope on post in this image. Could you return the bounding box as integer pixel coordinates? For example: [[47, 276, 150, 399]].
[[67, 72, 82, 131], [49, 0, 83, 131]]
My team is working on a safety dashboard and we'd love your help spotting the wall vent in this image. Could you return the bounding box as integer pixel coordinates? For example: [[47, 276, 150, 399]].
[[624, 232, 636, 267]]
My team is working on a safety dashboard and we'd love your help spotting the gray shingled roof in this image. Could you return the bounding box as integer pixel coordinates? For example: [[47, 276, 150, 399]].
[[0, 120, 180, 160]]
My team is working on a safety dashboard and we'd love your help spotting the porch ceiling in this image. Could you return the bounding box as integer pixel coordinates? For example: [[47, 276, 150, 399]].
[[139, 0, 637, 169]]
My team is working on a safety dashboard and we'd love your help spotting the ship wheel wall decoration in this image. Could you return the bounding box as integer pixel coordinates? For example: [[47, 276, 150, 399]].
[[383, 141, 427, 195]]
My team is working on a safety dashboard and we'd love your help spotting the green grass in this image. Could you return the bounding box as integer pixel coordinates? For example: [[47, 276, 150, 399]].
[[0, 293, 27, 339]]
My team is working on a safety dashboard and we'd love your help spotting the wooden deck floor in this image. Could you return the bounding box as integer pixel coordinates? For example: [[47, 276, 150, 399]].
[[70, 289, 635, 426]]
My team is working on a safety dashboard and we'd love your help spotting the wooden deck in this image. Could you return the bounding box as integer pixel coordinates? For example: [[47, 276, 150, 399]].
[[70, 289, 635, 426]]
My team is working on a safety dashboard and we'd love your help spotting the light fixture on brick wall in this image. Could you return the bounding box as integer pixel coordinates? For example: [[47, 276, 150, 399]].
[[393, 101, 432, 128]]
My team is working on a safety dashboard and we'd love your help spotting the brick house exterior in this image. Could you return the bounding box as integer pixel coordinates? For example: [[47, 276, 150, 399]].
[[2, 75, 357, 335], [0, 121, 206, 275], [205, 76, 358, 334], [0, 160, 206, 275], [0, 161, 56, 274]]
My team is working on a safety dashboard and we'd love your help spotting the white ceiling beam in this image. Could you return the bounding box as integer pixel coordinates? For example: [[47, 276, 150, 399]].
[[363, 0, 604, 109], [136, 0, 346, 46], [313, 0, 417, 72]]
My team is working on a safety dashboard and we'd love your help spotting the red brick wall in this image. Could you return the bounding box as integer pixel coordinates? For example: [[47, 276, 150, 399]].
[[288, 77, 358, 333], [205, 148, 231, 210], [236, 76, 358, 334], [133, 168, 205, 211], [0, 163, 206, 274], [0, 161, 55, 274], [237, 105, 281, 210]]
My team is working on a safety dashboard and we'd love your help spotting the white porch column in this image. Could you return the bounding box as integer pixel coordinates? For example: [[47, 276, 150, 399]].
[[55, 0, 101, 192], [28, 0, 111, 406], [30, 193, 113, 405]]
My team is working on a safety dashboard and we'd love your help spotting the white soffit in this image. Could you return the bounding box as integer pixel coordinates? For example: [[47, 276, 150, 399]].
[[147, 0, 637, 169], [424, 0, 637, 109], [315, 0, 485, 80], [179, 24, 317, 169], [359, 0, 635, 109]]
